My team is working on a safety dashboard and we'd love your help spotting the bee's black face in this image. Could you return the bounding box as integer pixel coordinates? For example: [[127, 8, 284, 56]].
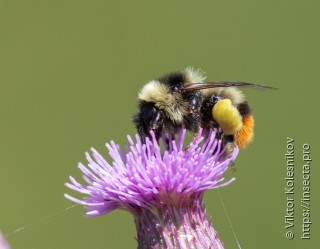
[[133, 102, 164, 141], [141, 105, 163, 130]]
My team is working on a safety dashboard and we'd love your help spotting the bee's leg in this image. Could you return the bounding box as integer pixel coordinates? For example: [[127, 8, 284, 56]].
[[188, 91, 203, 142], [223, 135, 237, 171], [183, 92, 202, 151]]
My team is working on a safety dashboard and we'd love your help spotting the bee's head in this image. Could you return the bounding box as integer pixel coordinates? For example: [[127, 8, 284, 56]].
[[133, 102, 164, 141]]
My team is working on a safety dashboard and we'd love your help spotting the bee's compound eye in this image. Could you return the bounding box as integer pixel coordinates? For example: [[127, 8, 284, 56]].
[[141, 106, 157, 121]]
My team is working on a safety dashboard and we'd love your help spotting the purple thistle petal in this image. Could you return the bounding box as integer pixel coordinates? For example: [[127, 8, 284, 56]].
[[65, 129, 238, 216], [0, 232, 10, 249]]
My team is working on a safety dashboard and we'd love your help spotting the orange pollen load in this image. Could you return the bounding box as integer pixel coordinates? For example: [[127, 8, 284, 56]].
[[235, 115, 255, 148]]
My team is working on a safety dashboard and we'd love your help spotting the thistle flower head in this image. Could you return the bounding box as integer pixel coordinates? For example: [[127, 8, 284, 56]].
[[65, 129, 238, 216], [0, 232, 10, 249]]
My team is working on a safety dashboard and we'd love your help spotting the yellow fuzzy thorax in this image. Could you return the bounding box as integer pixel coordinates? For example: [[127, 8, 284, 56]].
[[212, 99, 243, 135]]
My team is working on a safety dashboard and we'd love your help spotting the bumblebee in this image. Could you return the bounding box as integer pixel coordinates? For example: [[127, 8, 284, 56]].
[[133, 67, 276, 149]]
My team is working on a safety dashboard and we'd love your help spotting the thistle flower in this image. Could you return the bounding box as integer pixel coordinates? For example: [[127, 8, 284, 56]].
[[65, 129, 238, 248], [0, 232, 11, 249]]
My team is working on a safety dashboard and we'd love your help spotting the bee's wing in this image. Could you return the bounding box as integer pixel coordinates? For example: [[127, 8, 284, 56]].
[[183, 82, 278, 91]]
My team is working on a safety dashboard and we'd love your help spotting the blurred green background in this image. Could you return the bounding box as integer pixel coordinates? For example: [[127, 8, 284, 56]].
[[1, 1, 319, 248]]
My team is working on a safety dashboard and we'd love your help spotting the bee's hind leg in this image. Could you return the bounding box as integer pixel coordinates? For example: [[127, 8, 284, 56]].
[[222, 135, 237, 171]]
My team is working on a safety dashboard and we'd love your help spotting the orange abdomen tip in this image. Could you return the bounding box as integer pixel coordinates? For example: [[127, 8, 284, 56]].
[[235, 115, 255, 148]]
